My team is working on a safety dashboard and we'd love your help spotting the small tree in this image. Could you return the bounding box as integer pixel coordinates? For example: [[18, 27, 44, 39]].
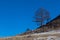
[[45, 11, 50, 22], [26, 28, 31, 32], [34, 8, 50, 26]]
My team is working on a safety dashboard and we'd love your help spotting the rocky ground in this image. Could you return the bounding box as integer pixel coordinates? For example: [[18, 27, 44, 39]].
[[0, 31, 60, 40]]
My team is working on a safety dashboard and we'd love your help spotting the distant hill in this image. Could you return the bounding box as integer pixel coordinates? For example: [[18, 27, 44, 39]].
[[0, 15, 60, 40], [17, 15, 60, 35]]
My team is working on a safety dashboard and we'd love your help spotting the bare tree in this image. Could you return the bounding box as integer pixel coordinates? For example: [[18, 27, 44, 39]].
[[26, 28, 31, 32], [45, 11, 50, 22], [34, 8, 50, 26]]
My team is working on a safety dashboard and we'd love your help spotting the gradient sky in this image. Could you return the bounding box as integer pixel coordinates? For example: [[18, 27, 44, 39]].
[[0, 0, 60, 37]]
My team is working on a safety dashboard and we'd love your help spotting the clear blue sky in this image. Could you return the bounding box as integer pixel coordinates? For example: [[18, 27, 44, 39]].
[[0, 0, 60, 37]]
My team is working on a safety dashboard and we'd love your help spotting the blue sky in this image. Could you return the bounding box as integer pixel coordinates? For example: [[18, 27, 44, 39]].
[[0, 0, 60, 37]]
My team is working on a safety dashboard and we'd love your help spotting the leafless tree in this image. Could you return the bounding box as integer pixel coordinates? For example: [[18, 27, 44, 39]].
[[26, 28, 31, 31], [34, 8, 50, 26], [45, 10, 50, 22]]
